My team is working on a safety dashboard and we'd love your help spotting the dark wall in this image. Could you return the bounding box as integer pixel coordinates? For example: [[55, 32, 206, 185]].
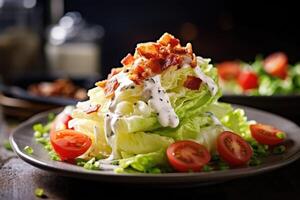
[[64, 0, 300, 76]]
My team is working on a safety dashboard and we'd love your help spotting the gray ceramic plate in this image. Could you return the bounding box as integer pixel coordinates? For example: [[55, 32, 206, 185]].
[[10, 105, 300, 186]]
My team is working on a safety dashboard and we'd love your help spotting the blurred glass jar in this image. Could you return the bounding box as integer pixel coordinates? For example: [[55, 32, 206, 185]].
[[0, 0, 42, 83], [45, 12, 104, 78]]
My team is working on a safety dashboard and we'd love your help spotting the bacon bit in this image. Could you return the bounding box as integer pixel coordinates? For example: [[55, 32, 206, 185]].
[[84, 104, 101, 114], [129, 73, 143, 85], [191, 54, 197, 68], [184, 76, 202, 90], [121, 53, 135, 66], [104, 79, 120, 98], [164, 54, 181, 69], [108, 68, 123, 79], [146, 58, 163, 73], [136, 42, 160, 59], [95, 80, 107, 88], [158, 33, 179, 47]]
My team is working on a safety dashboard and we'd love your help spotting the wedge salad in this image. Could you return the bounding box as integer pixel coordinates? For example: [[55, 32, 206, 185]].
[[32, 33, 287, 173]]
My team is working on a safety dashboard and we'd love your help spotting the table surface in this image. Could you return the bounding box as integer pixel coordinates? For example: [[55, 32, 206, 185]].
[[1, 120, 300, 200]]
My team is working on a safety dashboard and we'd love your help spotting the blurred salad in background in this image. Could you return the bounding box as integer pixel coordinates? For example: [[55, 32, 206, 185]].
[[217, 52, 300, 95]]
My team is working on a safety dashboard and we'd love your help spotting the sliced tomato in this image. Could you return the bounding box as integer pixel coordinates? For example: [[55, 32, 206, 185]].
[[217, 131, 253, 166], [50, 129, 92, 160], [166, 140, 211, 172], [263, 52, 288, 79], [238, 71, 259, 91], [217, 61, 241, 81], [250, 123, 285, 145], [183, 76, 202, 90]]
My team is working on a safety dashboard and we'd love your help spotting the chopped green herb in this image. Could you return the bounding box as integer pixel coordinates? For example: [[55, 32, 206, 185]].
[[84, 158, 98, 170], [211, 154, 220, 161], [48, 150, 61, 161], [24, 146, 33, 155], [48, 113, 55, 122], [35, 138, 49, 145], [3, 140, 12, 151], [273, 145, 286, 154], [276, 132, 286, 139], [34, 188, 45, 198], [75, 158, 88, 167], [147, 167, 161, 174], [219, 162, 230, 170], [249, 157, 261, 166], [202, 165, 213, 172], [34, 131, 42, 138], [33, 124, 45, 133]]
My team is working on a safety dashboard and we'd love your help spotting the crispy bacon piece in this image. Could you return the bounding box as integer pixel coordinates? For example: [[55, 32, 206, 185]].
[[158, 33, 180, 47], [121, 53, 135, 66], [108, 68, 122, 79], [104, 79, 120, 98], [184, 76, 202, 90], [164, 54, 181, 69], [136, 42, 160, 59], [84, 104, 101, 114], [146, 58, 163, 73]]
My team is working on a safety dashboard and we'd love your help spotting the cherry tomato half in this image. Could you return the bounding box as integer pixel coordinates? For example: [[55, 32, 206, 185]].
[[50, 129, 92, 160], [238, 71, 259, 91], [217, 61, 241, 81], [263, 52, 288, 79], [217, 131, 253, 166], [250, 123, 285, 145], [166, 140, 211, 172]]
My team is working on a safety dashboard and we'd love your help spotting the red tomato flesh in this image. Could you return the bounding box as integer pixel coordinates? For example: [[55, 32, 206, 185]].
[[217, 61, 241, 81], [217, 131, 253, 166], [50, 129, 92, 160], [264, 52, 288, 79], [238, 71, 259, 91], [166, 140, 211, 172], [250, 123, 285, 145]]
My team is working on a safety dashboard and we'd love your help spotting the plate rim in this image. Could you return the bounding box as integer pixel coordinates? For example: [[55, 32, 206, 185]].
[[10, 105, 300, 184]]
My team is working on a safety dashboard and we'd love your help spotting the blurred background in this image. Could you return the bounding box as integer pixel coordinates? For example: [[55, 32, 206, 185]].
[[0, 0, 299, 119]]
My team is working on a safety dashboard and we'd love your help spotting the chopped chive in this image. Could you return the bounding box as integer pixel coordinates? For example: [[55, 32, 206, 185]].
[[34, 188, 45, 198], [273, 145, 286, 154], [24, 146, 33, 155], [35, 138, 49, 145], [48, 113, 55, 122], [34, 131, 42, 138], [33, 124, 45, 133], [202, 165, 213, 172], [3, 140, 12, 151], [148, 167, 161, 174], [249, 158, 261, 166], [211, 154, 220, 161], [276, 132, 286, 139], [48, 150, 60, 161], [219, 162, 229, 170]]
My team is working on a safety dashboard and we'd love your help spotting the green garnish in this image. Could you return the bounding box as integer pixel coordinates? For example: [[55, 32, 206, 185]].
[[249, 157, 261, 166], [276, 132, 286, 139], [273, 145, 286, 154], [75, 158, 88, 167], [24, 146, 34, 155], [83, 158, 99, 170], [48, 150, 60, 161], [34, 188, 45, 198], [48, 113, 55, 122], [36, 138, 49, 145], [202, 165, 213, 172], [219, 162, 229, 170], [3, 140, 12, 151]]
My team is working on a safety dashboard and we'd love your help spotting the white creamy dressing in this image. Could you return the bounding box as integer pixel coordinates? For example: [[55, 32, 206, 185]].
[[143, 75, 179, 128], [194, 66, 218, 96], [109, 71, 135, 109], [193, 56, 218, 96]]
